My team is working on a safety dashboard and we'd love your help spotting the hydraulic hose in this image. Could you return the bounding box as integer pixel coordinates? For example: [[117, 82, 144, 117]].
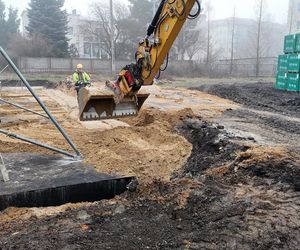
[[188, 0, 201, 19], [147, 0, 166, 37]]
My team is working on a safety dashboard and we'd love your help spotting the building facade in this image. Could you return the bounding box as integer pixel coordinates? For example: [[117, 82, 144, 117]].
[[21, 10, 107, 59]]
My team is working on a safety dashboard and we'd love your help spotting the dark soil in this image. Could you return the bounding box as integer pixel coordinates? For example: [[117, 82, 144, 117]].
[[1, 119, 299, 249], [194, 82, 300, 117], [227, 109, 300, 135], [174, 119, 248, 176]]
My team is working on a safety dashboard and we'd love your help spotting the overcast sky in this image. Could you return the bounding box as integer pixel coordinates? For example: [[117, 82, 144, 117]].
[[3, 0, 289, 24]]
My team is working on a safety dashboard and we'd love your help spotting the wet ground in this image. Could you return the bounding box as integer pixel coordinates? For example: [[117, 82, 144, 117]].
[[194, 82, 300, 117], [194, 82, 300, 149], [0, 80, 300, 249]]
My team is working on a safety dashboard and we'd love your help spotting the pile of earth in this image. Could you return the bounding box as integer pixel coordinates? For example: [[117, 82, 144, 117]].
[[1, 118, 299, 249]]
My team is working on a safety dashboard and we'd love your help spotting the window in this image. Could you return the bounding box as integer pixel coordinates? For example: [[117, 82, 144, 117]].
[[92, 43, 100, 58], [298, 2, 300, 11], [297, 21, 300, 30], [84, 36, 93, 42], [84, 42, 91, 56]]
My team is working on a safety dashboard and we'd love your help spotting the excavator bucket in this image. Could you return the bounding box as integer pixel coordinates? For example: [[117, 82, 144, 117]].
[[77, 85, 149, 121]]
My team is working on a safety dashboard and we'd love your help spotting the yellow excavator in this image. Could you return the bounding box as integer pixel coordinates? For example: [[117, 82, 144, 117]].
[[78, 0, 201, 121]]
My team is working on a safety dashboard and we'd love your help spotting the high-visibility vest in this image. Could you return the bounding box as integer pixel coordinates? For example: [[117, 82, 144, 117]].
[[73, 71, 90, 85]]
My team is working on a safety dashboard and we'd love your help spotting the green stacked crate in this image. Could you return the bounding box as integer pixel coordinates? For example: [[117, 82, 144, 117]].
[[287, 73, 300, 91], [288, 54, 300, 72], [276, 72, 287, 90], [275, 33, 300, 91], [284, 34, 296, 54], [277, 55, 288, 72], [295, 33, 300, 52]]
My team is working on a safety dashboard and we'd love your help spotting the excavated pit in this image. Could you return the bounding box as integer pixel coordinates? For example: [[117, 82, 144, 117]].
[[0, 153, 134, 211]]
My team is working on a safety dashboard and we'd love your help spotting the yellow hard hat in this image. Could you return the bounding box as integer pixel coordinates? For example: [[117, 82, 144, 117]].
[[77, 64, 83, 69]]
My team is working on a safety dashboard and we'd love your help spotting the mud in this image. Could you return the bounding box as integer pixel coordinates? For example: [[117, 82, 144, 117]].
[[195, 82, 300, 117], [1, 82, 300, 249], [174, 119, 248, 176], [226, 109, 300, 135], [194, 82, 300, 150]]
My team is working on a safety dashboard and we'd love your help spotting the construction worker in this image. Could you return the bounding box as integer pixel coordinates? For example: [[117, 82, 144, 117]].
[[73, 64, 91, 93]]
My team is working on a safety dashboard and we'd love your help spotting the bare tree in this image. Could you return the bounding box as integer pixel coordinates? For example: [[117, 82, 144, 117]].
[[9, 33, 53, 57], [230, 5, 236, 76], [241, 0, 274, 77], [255, 0, 263, 77], [185, 29, 205, 60], [175, 21, 203, 61], [289, 0, 295, 34], [83, 1, 129, 60], [110, 0, 116, 73], [204, 1, 217, 65]]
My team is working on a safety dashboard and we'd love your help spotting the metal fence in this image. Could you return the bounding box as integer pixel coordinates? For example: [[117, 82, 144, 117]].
[[212, 57, 277, 77], [12, 56, 277, 77], [17, 57, 126, 74]]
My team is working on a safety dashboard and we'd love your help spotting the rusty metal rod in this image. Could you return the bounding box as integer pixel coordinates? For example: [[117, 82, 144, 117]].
[[0, 47, 82, 159], [0, 129, 76, 159]]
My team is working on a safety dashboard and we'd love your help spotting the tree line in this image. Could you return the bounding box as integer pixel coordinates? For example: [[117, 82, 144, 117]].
[[2, 0, 70, 58], [0, 0, 203, 60], [0, 0, 283, 76]]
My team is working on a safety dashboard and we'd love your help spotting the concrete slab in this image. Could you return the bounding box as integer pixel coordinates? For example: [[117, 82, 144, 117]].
[[0, 153, 133, 211]]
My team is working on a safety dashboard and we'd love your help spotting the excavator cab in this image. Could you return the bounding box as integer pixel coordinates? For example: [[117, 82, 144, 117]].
[[77, 85, 149, 121]]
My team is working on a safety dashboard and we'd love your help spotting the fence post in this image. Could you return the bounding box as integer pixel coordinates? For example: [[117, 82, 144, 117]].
[[47, 58, 51, 72], [17, 57, 21, 70], [91, 59, 94, 73]]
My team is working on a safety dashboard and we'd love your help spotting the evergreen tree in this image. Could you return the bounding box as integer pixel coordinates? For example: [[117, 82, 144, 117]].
[[0, 0, 6, 47], [27, 0, 70, 57], [0, 1, 20, 48], [0, 0, 5, 22], [6, 7, 20, 35]]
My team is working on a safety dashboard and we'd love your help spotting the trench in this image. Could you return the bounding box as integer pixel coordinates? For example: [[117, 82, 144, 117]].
[[0, 153, 134, 211]]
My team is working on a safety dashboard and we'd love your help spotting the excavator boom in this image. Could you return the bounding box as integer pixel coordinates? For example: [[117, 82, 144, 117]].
[[78, 0, 201, 121]]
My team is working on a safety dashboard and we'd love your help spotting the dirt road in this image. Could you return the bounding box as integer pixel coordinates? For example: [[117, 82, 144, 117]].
[[0, 81, 300, 249]]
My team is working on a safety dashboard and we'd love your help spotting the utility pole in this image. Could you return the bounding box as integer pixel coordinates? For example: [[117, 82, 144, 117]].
[[110, 0, 116, 74], [230, 5, 236, 76], [256, 0, 263, 78], [206, 3, 211, 65], [289, 0, 294, 34]]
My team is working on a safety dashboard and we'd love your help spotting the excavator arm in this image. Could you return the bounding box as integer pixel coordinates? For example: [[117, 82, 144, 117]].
[[78, 0, 201, 121]]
